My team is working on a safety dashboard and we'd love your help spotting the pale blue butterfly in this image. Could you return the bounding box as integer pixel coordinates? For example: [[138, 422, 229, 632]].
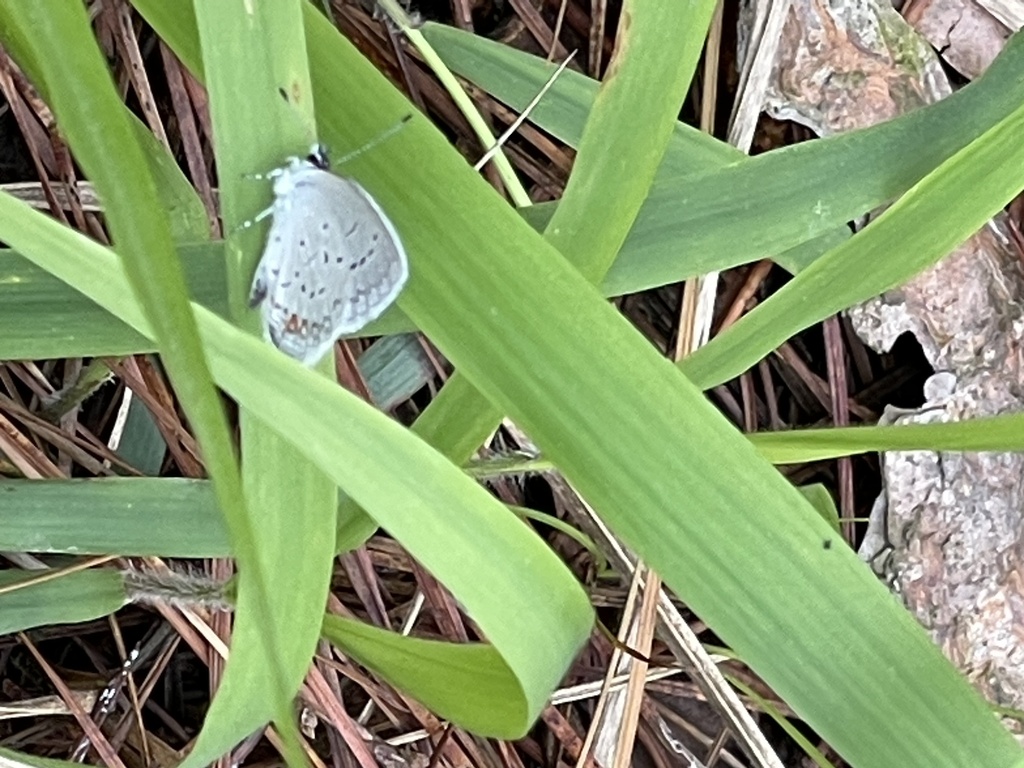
[[247, 141, 408, 366]]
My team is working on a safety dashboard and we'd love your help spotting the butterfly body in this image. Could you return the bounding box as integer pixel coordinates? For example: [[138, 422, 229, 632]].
[[248, 147, 408, 366]]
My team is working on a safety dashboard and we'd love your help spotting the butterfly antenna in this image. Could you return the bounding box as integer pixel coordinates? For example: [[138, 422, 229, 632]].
[[334, 114, 413, 166], [474, 50, 576, 172]]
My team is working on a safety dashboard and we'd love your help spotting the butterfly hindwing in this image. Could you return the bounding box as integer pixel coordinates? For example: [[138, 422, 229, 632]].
[[311, 172, 408, 334]]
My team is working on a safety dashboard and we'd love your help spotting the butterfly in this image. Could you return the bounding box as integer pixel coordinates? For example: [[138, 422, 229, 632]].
[[247, 144, 408, 366]]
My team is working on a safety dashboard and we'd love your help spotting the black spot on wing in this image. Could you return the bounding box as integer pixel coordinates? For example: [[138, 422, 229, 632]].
[[249, 279, 267, 308]]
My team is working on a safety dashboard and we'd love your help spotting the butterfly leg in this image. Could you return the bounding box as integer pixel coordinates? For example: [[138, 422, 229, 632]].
[[234, 163, 287, 232], [235, 204, 275, 232], [242, 166, 286, 182]]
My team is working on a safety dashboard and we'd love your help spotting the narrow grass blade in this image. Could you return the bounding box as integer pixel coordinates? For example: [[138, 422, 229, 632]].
[[0, 570, 125, 634], [0, 479, 227, 556], [186, 2, 334, 764], [680, 99, 1024, 388]]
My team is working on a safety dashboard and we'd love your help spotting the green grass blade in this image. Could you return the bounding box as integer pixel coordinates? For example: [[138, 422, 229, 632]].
[[680, 98, 1024, 388], [422, 22, 737, 169], [184, 2, 335, 764], [0, 570, 126, 634], [0, 479, 227, 556], [322, 615, 535, 737], [752, 412, 1024, 463], [0, 246, 227, 359], [541, 0, 717, 282]]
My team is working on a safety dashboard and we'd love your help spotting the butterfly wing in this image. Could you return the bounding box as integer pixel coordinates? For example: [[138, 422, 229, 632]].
[[248, 165, 409, 366]]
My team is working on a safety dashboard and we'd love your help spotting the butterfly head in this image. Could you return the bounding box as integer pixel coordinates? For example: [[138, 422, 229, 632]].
[[305, 143, 331, 171]]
